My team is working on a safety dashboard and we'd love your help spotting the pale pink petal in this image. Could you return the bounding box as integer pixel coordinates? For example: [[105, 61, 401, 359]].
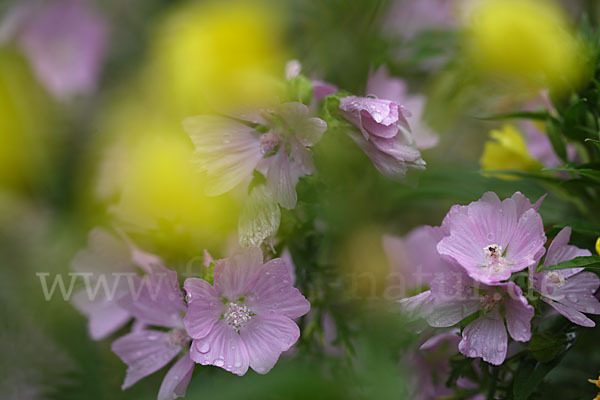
[[118, 267, 185, 329], [543, 227, 591, 277], [312, 80, 337, 101], [505, 209, 546, 271], [183, 115, 262, 196], [240, 314, 300, 374], [71, 227, 136, 275], [157, 355, 195, 400], [458, 312, 508, 365], [544, 299, 595, 327], [214, 247, 263, 301], [183, 278, 223, 340], [112, 331, 182, 389], [548, 272, 600, 314], [189, 320, 249, 376], [244, 259, 310, 319], [511, 192, 545, 217], [71, 289, 130, 340], [426, 299, 481, 328], [504, 282, 534, 342], [277, 102, 327, 147], [266, 148, 298, 209]]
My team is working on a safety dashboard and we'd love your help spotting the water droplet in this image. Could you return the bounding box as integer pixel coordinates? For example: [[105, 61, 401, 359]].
[[497, 342, 506, 352], [486, 233, 494, 241], [214, 358, 225, 367], [586, 306, 596, 313], [567, 294, 579, 303], [234, 360, 242, 368], [198, 342, 210, 353]]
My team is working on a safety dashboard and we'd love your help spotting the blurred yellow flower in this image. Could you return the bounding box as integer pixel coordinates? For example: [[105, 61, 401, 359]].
[[467, 0, 584, 93], [480, 124, 542, 179], [595, 237, 600, 256], [91, 101, 240, 251], [0, 50, 50, 191], [147, 0, 287, 116]]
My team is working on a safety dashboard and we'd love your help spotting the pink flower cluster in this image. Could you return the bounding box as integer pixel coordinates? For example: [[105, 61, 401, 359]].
[[392, 192, 600, 365], [71, 230, 309, 400]]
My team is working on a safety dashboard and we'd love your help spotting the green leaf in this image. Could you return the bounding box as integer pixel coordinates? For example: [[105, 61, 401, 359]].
[[542, 255, 600, 271], [528, 333, 564, 363], [474, 111, 550, 121], [513, 354, 566, 400], [545, 119, 568, 162], [549, 222, 600, 237], [585, 138, 600, 151], [542, 167, 600, 183]]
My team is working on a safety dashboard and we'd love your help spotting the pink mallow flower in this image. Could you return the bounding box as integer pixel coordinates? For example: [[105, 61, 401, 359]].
[[184, 102, 327, 209], [70, 228, 160, 340], [416, 270, 534, 365], [112, 265, 194, 400], [2, 0, 108, 101], [183, 247, 310, 375], [437, 192, 547, 285], [532, 227, 600, 327], [339, 93, 425, 180], [367, 66, 439, 150]]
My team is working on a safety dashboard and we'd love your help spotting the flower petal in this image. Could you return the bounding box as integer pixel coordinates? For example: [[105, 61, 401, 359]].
[[214, 247, 263, 301], [505, 208, 547, 271], [71, 289, 130, 340], [118, 266, 186, 329], [189, 320, 249, 376], [157, 355, 195, 400], [504, 282, 534, 342], [548, 272, 600, 314], [183, 115, 261, 196], [266, 148, 298, 209], [240, 314, 300, 374], [277, 102, 327, 147], [544, 299, 595, 327], [111, 330, 181, 389], [543, 226, 591, 277], [458, 312, 508, 365], [183, 278, 223, 340], [245, 258, 310, 319]]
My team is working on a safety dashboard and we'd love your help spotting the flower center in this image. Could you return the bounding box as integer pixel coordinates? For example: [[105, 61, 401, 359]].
[[546, 271, 566, 288], [164, 329, 190, 347], [483, 244, 508, 272], [480, 292, 502, 312], [260, 132, 280, 156], [224, 302, 252, 331]]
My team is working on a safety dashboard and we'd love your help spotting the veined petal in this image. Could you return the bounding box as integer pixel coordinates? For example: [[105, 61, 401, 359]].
[[240, 314, 300, 374], [157, 355, 195, 400], [277, 102, 327, 147], [183, 115, 261, 196], [543, 227, 591, 277], [544, 299, 595, 327], [214, 247, 263, 300], [71, 289, 130, 340], [504, 282, 534, 342], [183, 278, 223, 340], [112, 331, 182, 389], [189, 320, 249, 376], [244, 258, 310, 319], [266, 148, 298, 209], [458, 312, 508, 365]]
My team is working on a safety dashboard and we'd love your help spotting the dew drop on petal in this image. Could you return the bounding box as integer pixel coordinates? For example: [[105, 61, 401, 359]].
[[198, 342, 210, 354]]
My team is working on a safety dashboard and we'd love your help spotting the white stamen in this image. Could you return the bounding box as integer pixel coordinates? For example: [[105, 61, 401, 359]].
[[483, 244, 508, 272], [224, 302, 252, 331]]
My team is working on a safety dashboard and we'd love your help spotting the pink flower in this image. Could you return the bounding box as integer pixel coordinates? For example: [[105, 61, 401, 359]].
[[421, 270, 534, 365], [112, 265, 194, 400], [532, 227, 600, 327], [339, 93, 425, 180], [70, 228, 160, 340], [3, 0, 108, 100], [437, 192, 547, 285], [184, 102, 327, 209], [367, 66, 439, 150], [183, 247, 310, 375]]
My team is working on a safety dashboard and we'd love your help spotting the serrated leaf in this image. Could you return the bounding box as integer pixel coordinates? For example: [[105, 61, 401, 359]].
[[542, 255, 600, 271]]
